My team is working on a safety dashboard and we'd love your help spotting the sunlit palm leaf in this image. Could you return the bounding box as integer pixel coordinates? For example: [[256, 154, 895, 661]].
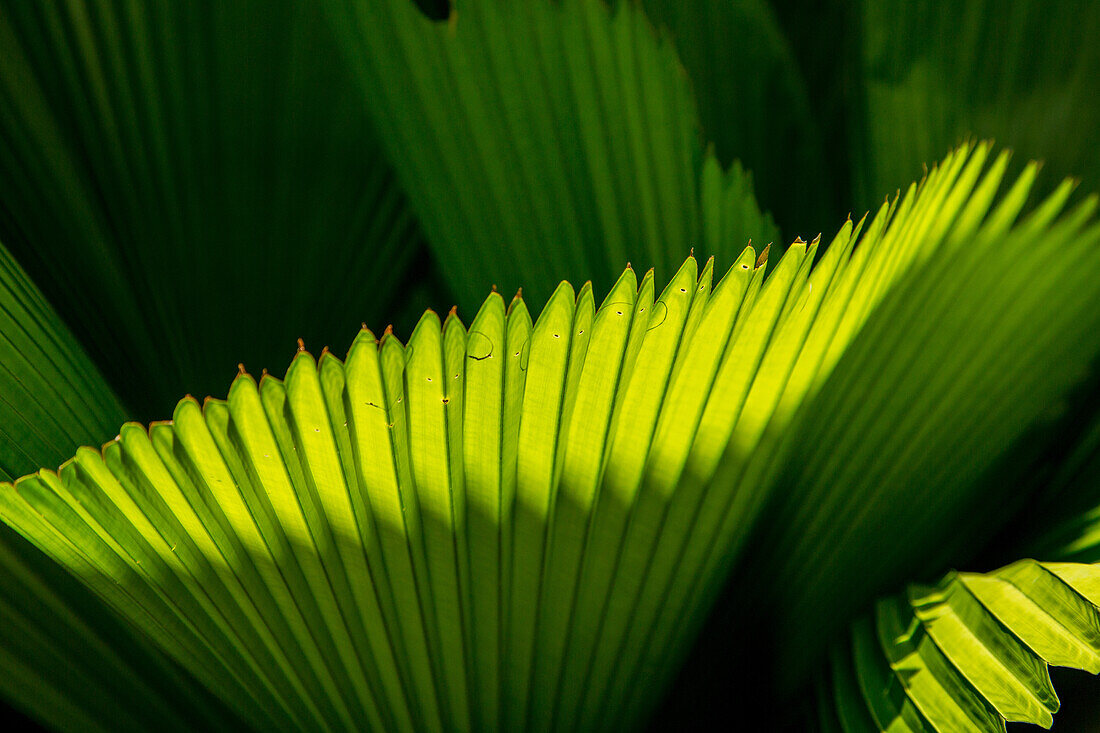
[[819, 559, 1100, 731], [2, 145, 1097, 731]]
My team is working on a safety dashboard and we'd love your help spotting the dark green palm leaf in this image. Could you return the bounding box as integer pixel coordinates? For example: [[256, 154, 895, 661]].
[[324, 0, 778, 312], [0, 0, 421, 417]]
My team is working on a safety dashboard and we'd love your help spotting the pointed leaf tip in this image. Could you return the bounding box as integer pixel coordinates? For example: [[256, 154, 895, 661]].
[[756, 243, 772, 269]]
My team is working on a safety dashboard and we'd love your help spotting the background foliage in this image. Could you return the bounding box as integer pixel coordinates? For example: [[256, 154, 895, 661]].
[[1, 0, 1100, 730]]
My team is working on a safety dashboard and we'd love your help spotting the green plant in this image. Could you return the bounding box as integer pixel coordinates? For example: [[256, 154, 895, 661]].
[[1, 1, 1099, 731]]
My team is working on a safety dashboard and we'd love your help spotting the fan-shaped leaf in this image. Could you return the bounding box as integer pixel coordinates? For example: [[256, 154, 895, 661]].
[[3, 145, 1098, 731]]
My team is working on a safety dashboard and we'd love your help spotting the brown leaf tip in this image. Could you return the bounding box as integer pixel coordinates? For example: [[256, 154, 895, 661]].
[[755, 243, 771, 269], [296, 338, 306, 352], [237, 363, 246, 376]]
